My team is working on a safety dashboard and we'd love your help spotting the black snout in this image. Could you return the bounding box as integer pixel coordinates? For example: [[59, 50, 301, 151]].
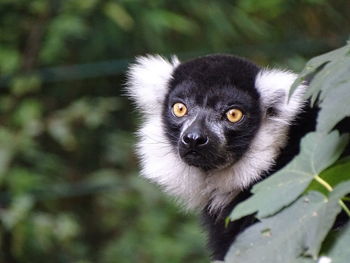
[[178, 117, 227, 170], [182, 132, 209, 148]]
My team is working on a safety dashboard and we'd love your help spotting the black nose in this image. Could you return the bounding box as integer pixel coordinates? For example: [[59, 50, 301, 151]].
[[182, 132, 209, 148]]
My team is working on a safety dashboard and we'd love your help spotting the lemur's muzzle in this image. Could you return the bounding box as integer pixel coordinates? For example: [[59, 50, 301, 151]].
[[178, 116, 217, 169], [181, 131, 209, 148], [180, 116, 209, 151]]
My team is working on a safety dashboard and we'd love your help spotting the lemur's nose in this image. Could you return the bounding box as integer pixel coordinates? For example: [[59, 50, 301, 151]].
[[182, 132, 209, 148]]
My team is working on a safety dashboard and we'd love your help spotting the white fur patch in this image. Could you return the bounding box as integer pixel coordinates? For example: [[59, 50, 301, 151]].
[[126, 55, 179, 116], [137, 118, 208, 210], [127, 56, 306, 212], [255, 69, 306, 123]]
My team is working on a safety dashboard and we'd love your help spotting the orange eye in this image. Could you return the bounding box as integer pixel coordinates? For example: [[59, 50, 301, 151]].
[[226, 109, 243, 123], [172, 103, 187, 117]]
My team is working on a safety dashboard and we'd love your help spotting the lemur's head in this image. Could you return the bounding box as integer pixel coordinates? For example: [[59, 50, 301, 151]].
[[163, 56, 261, 171], [127, 54, 305, 211]]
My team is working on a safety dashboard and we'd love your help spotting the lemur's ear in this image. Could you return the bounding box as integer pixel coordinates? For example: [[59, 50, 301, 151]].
[[255, 69, 306, 124], [126, 55, 180, 115]]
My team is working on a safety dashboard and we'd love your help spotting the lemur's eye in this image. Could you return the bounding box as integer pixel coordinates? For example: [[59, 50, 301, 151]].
[[172, 103, 187, 117], [226, 109, 243, 123]]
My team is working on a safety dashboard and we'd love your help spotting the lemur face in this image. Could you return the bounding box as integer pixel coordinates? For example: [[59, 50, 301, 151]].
[[162, 56, 262, 171], [127, 54, 305, 210]]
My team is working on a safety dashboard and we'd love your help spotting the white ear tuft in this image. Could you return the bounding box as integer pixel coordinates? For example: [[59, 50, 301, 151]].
[[255, 69, 306, 124], [126, 55, 180, 115]]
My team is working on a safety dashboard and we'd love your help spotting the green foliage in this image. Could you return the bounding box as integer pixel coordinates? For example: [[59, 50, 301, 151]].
[[227, 43, 350, 263], [230, 131, 348, 220], [226, 183, 350, 263], [1, 0, 350, 262], [291, 44, 350, 132], [306, 158, 350, 195], [322, 223, 350, 263]]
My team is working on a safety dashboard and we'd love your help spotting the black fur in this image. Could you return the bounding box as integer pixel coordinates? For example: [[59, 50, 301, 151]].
[[162, 55, 262, 170]]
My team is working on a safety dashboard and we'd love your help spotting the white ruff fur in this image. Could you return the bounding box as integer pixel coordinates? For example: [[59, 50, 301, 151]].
[[127, 55, 306, 212]]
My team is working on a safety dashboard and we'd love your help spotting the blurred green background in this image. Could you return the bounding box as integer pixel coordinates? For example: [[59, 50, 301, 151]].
[[0, 0, 349, 262]]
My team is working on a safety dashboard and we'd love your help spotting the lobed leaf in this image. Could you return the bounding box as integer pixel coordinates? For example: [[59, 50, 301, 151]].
[[320, 223, 350, 263], [230, 131, 348, 221], [317, 80, 350, 132], [290, 44, 350, 98], [225, 182, 350, 263], [290, 43, 350, 132], [306, 158, 350, 195], [310, 56, 350, 102]]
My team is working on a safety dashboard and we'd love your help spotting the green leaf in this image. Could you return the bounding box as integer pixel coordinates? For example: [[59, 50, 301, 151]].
[[321, 223, 350, 263], [289, 43, 350, 99], [230, 131, 348, 221], [310, 55, 350, 102], [317, 80, 350, 132], [307, 158, 350, 195], [225, 182, 350, 263], [305, 51, 350, 106], [290, 43, 350, 132]]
